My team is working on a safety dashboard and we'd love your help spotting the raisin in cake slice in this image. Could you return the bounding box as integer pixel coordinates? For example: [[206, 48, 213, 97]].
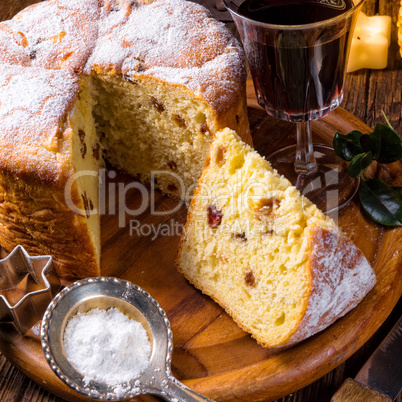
[[177, 128, 376, 347]]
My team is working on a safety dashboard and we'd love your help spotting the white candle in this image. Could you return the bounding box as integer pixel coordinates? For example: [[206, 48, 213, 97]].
[[347, 12, 392, 73]]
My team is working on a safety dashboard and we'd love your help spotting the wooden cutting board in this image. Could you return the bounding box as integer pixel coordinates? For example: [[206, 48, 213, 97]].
[[0, 83, 401, 402]]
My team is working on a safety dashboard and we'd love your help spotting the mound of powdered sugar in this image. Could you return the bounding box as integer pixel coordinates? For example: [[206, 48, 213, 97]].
[[63, 307, 151, 391]]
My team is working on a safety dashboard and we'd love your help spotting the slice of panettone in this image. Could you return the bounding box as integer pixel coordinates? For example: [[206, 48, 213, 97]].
[[177, 128, 376, 347]]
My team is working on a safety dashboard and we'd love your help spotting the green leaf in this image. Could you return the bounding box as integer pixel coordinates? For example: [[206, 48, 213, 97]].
[[359, 179, 402, 226], [334, 116, 402, 227], [361, 151, 373, 170], [333, 130, 364, 161], [348, 152, 372, 178], [360, 131, 381, 160], [393, 186, 402, 200], [372, 123, 402, 163]]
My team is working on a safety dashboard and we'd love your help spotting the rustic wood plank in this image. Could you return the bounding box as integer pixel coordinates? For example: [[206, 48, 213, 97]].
[[0, 0, 41, 20], [331, 378, 392, 402]]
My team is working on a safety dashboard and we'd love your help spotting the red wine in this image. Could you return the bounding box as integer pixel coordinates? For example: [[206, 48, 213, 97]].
[[238, 0, 353, 25], [234, 0, 358, 121]]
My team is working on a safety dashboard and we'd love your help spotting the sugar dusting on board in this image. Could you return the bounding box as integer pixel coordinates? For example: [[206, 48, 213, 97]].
[[63, 307, 151, 397]]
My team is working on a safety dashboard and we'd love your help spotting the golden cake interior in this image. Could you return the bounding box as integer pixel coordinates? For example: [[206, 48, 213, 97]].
[[178, 128, 338, 346], [92, 74, 217, 200], [69, 76, 101, 266]]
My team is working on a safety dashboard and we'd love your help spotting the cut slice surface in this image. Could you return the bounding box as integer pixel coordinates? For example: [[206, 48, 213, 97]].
[[178, 128, 376, 347]]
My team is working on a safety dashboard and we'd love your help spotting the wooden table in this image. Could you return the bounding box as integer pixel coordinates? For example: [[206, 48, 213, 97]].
[[0, 0, 401, 401]]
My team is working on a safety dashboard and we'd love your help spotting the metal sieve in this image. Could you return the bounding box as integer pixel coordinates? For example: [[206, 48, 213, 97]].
[[41, 276, 212, 401]]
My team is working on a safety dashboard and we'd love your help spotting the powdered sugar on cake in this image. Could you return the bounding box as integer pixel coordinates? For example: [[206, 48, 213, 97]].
[[0, 64, 79, 180], [0, 0, 99, 71], [0, 0, 245, 115], [86, 0, 246, 112], [289, 226, 376, 344]]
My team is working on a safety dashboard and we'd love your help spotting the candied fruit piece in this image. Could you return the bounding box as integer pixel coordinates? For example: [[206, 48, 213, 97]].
[[151, 97, 165, 113], [136, 63, 146, 72], [220, 254, 228, 264], [262, 229, 274, 236], [52, 32, 66, 44], [61, 51, 73, 62], [78, 129, 85, 143], [255, 197, 280, 221], [200, 122, 211, 136], [78, 129, 86, 158], [14, 32, 28, 48], [123, 75, 138, 85], [231, 232, 247, 242], [215, 146, 226, 165], [208, 204, 223, 229], [167, 161, 177, 171], [92, 143, 101, 161], [80, 143, 87, 158], [172, 114, 187, 129], [245, 269, 256, 287], [81, 192, 93, 218]]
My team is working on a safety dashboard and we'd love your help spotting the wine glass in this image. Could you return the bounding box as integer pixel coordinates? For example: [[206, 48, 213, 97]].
[[224, 0, 364, 212]]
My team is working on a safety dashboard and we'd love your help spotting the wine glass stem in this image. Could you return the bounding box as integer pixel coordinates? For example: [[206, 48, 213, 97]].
[[295, 121, 317, 174]]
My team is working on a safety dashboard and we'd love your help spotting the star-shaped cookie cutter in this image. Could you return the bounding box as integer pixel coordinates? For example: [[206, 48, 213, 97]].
[[0, 245, 61, 334]]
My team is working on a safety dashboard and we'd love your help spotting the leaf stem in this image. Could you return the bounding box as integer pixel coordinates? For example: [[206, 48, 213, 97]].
[[360, 169, 368, 182], [381, 110, 394, 130]]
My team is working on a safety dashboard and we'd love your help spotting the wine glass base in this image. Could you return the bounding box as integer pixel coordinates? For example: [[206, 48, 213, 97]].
[[268, 144, 359, 213]]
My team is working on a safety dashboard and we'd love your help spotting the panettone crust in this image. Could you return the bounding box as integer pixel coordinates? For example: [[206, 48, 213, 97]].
[[0, 170, 99, 280]]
